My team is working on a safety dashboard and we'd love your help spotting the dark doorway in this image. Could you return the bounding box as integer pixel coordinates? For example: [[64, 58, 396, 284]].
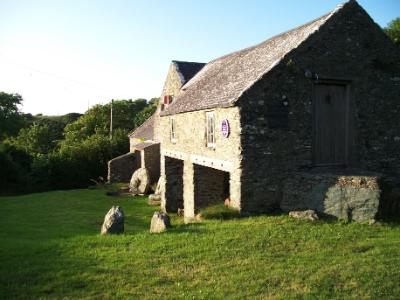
[[313, 83, 350, 166], [193, 164, 230, 212], [164, 157, 184, 213]]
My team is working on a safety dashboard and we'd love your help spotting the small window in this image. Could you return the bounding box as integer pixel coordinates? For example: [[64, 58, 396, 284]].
[[206, 111, 216, 148], [170, 117, 176, 143]]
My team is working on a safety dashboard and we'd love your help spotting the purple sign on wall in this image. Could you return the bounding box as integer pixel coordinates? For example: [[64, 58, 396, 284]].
[[221, 119, 230, 138]]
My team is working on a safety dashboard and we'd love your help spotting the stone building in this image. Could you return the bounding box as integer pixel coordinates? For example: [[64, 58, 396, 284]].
[[158, 0, 400, 222], [107, 60, 205, 185], [108, 113, 160, 183]]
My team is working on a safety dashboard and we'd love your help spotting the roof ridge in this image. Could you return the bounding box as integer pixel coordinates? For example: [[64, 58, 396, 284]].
[[172, 60, 205, 64], [161, 0, 354, 116]]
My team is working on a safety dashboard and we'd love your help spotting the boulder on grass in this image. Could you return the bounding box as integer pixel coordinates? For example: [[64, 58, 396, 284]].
[[150, 212, 170, 233], [289, 210, 319, 221], [101, 206, 124, 235], [148, 194, 161, 206], [129, 168, 150, 195]]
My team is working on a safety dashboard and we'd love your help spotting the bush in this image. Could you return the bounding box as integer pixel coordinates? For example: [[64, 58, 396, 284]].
[[0, 143, 32, 194], [30, 153, 92, 191]]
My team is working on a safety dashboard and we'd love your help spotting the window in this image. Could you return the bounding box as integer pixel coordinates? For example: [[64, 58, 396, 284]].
[[170, 117, 176, 142], [206, 111, 216, 147]]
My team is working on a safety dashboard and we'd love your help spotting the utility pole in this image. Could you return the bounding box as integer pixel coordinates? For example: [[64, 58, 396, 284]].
[[110, 99, 113, 140]]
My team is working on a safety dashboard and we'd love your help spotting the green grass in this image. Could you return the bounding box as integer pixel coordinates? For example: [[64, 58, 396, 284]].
[[1, 189, 400, 299]]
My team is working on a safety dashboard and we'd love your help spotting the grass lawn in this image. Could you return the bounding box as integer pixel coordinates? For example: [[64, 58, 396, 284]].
[[1, 188, 400, 299]]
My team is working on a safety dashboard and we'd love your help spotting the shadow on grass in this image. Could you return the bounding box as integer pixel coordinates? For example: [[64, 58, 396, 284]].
[[198, 204, 241, 220]]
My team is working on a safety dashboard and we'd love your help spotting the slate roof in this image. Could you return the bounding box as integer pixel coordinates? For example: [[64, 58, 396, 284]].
[[161, 2, 349, 116], [128, 113, 155, 140], [133, 141, 159, 151], [173, 61, 206, 85]]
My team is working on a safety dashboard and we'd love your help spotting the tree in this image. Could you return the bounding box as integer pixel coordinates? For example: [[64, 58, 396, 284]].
[[0, 92, 25, 140], [384, 18, 400, 45], [58, 99, 150, 183], [62, 98, 148, 141], [132, 98, 159, 129], [7, 124, 54, 155]]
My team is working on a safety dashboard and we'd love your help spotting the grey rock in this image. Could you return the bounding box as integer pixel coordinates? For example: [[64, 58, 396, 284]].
[[281, 173, 382, 222], [289, 210, 319, 221], [129, 168, 150, 195], [101, 206, 124, 235], [150, 212, 170, 233]]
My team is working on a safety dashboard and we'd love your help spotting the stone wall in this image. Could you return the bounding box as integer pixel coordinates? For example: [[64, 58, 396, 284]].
[[237, 1, 400, 213], [108, 151, 140, 183], [154, 62, 186, 143], [161, 63, 184, 100], [159, 107, 242, 165], [159, 107, 243, 219], [193, 164, 229, 211], [281, 171, 382, 221]]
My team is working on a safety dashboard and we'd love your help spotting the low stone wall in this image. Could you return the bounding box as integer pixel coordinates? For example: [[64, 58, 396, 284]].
[[281, 171, 383, 221], [108, 152, 140, 183]]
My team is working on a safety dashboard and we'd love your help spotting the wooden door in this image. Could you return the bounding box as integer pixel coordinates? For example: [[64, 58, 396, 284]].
[[314, 83, 349, 166]]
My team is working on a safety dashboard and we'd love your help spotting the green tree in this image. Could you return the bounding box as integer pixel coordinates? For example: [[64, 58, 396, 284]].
[[384, 18, 400, 45], [132, 98, 159, 129], [62, 98, 148, 141], [7, 124, 54, 155], [0, 143, 32, 194], [58, 98, 155, 184], [0, 92, 25, 140]]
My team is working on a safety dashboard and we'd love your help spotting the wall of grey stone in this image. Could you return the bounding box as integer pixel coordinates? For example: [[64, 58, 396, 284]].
[[143, 144, 160, 184], [159, 107, 243, 212], [164, 157, 184, 213], [161, 63, 185, 100], [237, 2, 400, 213], [108, 151, 141, 183], [154, 62, 186, 144], [281, 172, 381, 221], [193, 164, 229, 211]]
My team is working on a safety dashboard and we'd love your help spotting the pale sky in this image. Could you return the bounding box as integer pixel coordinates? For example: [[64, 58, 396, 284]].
[[0, 0, 398, 115]]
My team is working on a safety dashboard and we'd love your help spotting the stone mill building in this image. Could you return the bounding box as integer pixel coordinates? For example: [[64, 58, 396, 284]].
[[111, 0, 400, 222]]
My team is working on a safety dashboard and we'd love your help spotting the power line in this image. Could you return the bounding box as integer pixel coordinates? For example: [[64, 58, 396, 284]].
[[0, 52, 113, 94]]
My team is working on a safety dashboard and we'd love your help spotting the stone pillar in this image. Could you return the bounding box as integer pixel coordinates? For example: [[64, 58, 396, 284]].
[[160, 155, 167, 213], [183, 160, 195, 223], [140, 150, 145, 168], [229, 166, 242, 211]]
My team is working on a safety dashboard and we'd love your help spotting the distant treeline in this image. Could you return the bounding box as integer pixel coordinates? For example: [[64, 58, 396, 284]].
[[0, 91, 158, 194]]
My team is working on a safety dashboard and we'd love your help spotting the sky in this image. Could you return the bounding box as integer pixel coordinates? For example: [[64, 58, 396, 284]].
[[0, 0, 398, 115]]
